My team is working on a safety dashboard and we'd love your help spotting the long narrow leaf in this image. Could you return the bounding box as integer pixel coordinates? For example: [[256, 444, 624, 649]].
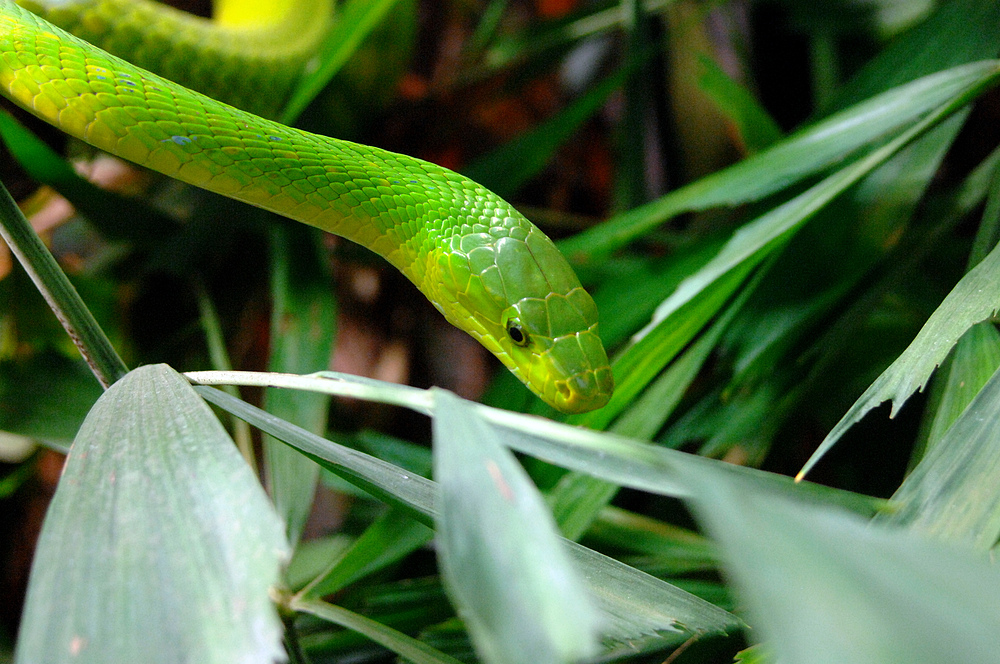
[[876, 361, 1000, 551], [263, 224, 335, 547], [798, 238, 1000, 479], [433, 390, 601, 664], [559, 61, 1000, 261], [0, 182, 127, 387], [292, 598, 465, 664]]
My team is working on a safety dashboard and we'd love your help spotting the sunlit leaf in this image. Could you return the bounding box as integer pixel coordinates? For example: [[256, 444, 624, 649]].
[[686, 473, 1000, 664], [433, 390, 601, 664], [15, 365, 289, 664]]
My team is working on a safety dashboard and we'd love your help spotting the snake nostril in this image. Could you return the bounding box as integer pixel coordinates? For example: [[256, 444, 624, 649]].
[[556, 382, 571, 399]]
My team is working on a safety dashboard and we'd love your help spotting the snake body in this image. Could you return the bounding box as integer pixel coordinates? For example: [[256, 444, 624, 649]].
[[0, 0, 613, 413]]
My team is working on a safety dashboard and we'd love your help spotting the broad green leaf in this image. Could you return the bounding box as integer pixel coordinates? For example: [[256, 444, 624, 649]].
[[558, 61, 1000, 261], [433, 390, 600, 664], [15, 365, 289, 664], [685, 473, 1000, 664], [292, 598, 465, 664], [194, 382, 744, 648], [799, 238, 1000, 479], [876, 361, 1000, 551], [263, 225, 335, 547]]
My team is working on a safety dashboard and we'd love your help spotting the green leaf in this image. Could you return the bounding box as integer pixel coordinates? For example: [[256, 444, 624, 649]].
[[191, 371, 882, 516], [292, 598, 465, 664], [194, 381, 744, 649], [830, 0, 1000, 111], [301, 508, 432, 598], [918, 322, 1000, 454], [799, 238, 1000, 479], [280, 0, 402, 124], [558, 61, 1000, 261], [432, 390, 601, 664], [572, 261, 753, 431], [697, 55, 782, 154], [876, 360, 1000, 551], [15, 365, 289, 664], [263, 225, 335, 547], [0, 109, 179, 243], [685, 473, 1000, 664], [0, 182, 127, 388], [550, 274, 756, 538]]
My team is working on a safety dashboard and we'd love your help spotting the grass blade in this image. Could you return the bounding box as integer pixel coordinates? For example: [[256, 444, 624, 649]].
[[0, 181, 126, 387], [559, 61, 1000, 261], [263, 224, 335, 547], [280, 0, 401, 125], [433, 390, 601, 664]]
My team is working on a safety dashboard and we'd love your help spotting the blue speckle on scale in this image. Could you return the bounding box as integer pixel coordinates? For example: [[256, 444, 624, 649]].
[[165, 136, 193, 145], [268, 136, 282, 142]]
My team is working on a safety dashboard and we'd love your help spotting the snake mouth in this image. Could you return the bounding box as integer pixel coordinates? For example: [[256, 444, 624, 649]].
[[550, 366, 614, 414]]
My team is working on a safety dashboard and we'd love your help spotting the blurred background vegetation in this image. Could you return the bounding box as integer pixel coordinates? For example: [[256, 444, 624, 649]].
[[1, 0, 999, 661]]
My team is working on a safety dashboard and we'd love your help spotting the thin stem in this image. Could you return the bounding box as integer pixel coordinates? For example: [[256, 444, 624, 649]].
[[0, 181, 128, 388]]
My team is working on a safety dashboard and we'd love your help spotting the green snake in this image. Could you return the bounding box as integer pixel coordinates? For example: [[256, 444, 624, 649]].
[[0, 0, 613, 413]]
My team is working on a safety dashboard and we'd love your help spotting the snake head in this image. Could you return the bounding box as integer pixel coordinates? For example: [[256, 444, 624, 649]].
[[423, 220, 614, 414]]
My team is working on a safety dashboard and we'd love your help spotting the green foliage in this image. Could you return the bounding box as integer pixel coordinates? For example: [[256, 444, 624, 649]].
[[3, 0, 1000, 663]]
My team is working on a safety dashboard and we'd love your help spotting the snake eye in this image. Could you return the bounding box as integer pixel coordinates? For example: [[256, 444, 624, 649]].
[[506, 320, 529, 347]]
